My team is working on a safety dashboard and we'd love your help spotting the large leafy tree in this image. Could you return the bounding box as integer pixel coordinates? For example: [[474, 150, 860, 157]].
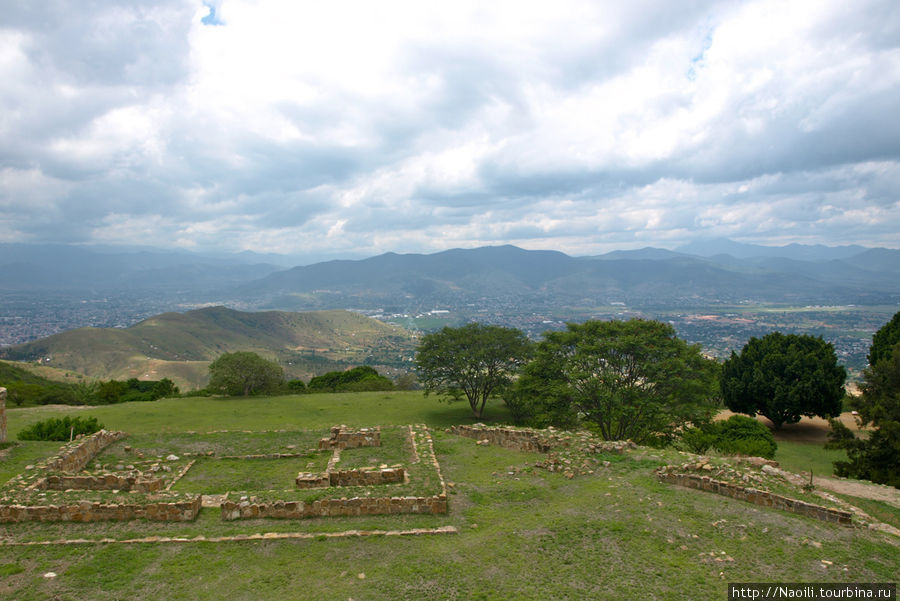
[[207, 351, 284, 397], [515, 319, 719, 443], [721, 332, 845, 430], [415, 323, 532, 419]]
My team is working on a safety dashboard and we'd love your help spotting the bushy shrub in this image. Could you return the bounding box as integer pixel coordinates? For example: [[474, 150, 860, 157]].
[[286, 379, 307, 393], [679, 415, 777, 459], [680, 424, 717, 454], [307, 366, 393, 393], [712, 415, 777, 459], [17, 416, 104, 441]]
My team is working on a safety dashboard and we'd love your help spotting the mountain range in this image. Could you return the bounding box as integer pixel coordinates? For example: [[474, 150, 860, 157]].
[[240, 243, 900, 311], [2, 240, 896, 308]]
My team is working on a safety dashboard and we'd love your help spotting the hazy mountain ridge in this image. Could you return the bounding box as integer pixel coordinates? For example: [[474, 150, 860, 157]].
[[241, 243, 900, 310]]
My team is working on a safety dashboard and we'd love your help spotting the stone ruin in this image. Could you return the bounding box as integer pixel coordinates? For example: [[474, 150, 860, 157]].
[[318, 425, 380, 450], [2, 424, 448, 524], [1, 429, 201, 523]]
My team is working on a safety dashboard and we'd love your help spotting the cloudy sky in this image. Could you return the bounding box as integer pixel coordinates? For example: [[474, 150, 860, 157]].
[[1, 0, 898, 261]]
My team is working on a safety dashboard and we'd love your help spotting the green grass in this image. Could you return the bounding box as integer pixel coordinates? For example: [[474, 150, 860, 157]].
[[1, 395, 897, 600], [4, 391, 510, 439], [831, 493, 900, 530], [774, 440, 848, 478]]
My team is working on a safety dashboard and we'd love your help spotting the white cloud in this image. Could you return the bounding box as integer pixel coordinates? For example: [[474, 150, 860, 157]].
[[0, 0, 898, 257]]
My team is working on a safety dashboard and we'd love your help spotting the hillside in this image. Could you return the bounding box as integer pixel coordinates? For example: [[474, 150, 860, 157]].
[[0, 307, 416, 389]]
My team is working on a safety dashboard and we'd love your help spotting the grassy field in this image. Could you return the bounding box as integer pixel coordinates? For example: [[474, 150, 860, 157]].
[[774, 440, 848, 478], [1, 392, 897, 600]]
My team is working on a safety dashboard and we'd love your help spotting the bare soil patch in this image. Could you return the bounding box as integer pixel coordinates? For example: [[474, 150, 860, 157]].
[[715, 410, 867, 443]]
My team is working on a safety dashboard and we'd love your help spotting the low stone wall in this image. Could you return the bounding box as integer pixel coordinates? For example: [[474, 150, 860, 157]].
[[40, 474, 164, 493], [319, 425, 380, 450], [296, 466, 405, 488], [450, 425, 553, 453], [221, 493, 447, 520], [0, 495, 202, 523], [43, 430, 128, 474], [329, 467, 405, 487], [656, 470, 852, 525], [295, 472, 330, 488]]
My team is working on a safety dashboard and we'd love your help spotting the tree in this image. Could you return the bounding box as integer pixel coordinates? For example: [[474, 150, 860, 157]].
[[514, 319, 719, 443], [415, 323, 532, 419], [826, 336, 900, 487], [721, 332, 845, 430], [207, 351, 284, 396], [868, 310, 900, 367]]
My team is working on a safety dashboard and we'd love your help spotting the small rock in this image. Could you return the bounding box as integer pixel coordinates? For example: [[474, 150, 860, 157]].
[[43, 572, 57, 579], [166, 454, 179, 461]]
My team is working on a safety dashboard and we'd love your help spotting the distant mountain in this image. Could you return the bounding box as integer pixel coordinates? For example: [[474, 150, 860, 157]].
[[0, 307, 415, 389], [0, 243, 283, 291], [674, 238, 868, 262], [235, 243, 900, 311]]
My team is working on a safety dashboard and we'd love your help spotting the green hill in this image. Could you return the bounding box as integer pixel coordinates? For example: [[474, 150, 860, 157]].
[[0, 307, 416, 389]]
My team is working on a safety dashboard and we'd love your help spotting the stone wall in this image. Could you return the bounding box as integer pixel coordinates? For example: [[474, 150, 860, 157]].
[[221, 493, 447, 520], [0, 495, 202, 523], [43, 430, 128, 474], [449, 425, 554, 453], [296, 467, 405, 489], [319, 425, 380, 450], [40, 474, 164, 493], [656, 470, 852, 525], [0, 387, 6, 443]]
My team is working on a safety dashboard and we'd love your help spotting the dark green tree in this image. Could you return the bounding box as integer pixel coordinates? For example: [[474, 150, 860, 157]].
[[207, 351, 284, 397], [721, 332, 846, 430], [415, 323, 532, 419], [286, 379, 307, 394], [827, 338, 900, 487], [868, 310, 900, 367], [515, 319, 719, 443]]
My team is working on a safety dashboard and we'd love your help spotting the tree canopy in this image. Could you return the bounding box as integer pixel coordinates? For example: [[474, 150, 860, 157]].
[[514, 319, 719, 443], [827, 331, 900, 488], [721, 332, 845, 430], [307, 366, 393, 393], [207, 351, 284, 397], [415, 323, 532, 419], [868, 310, 900, 367]]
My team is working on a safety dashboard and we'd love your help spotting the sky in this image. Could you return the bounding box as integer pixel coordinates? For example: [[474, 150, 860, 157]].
[[1, 0, 898, 262]]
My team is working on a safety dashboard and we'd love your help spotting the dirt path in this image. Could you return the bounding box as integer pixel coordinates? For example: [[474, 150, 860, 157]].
[[809, 476, 900, 506]]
